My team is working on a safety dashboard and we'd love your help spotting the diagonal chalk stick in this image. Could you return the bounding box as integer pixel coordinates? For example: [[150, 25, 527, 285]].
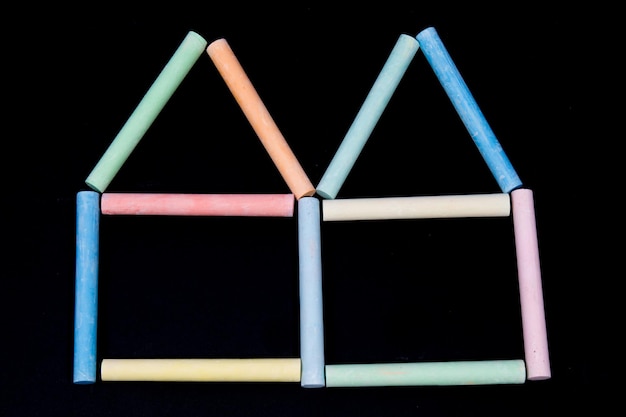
[[85, 31, 208, 193], [206, 39, 315, 200], [416, 27, 522, 193], [316, 34, 420, 200]]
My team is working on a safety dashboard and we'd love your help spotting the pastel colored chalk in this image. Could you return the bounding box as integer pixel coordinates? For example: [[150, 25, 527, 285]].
[[416, 27, 522, 193], [100, 358, 302, 382], [322, 193, 510, 221], [85, 31, 208, 193], [325, 360, 526, 387], [73, 191, 100, 384], [206, 39, 315, 200], [511, 188, 551, 380], [297, 197, 326, 388], [101, 193, 295, 217], [316, 34, 420, 200]]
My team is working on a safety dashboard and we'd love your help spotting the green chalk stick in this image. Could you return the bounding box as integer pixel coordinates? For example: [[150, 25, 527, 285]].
[[325, 359, 526, 387], [85, 31, 207, 193]]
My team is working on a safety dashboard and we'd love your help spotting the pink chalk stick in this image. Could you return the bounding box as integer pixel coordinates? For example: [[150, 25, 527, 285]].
[[101, 193, 295, 217], [511, 188, 551, 380]]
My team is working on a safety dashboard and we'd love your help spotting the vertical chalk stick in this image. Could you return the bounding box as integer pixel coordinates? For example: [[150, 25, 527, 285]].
[[85, 31, 208, 193], [297, 197, 326, 387], [511, 188, 551, 380], [73, 191, 100, 384], [206, 39, 316, 200], [416, 27, 522, 193], [325, 360, 526, 387], [316, 34, 420, 200]]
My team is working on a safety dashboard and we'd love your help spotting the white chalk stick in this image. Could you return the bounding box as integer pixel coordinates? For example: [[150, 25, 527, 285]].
[[322, 193, 510, 221]]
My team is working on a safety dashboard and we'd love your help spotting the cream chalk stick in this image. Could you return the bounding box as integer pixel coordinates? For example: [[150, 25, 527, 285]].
[[511, 188, 551, 380], [100, 358, 301, 382], [206, 39, 315, 200], [322, 193, 510, 221], [101, 193, 295, 217]]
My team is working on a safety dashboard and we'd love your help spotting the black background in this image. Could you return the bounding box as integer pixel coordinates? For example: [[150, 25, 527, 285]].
[[3, 4, 618, 416]]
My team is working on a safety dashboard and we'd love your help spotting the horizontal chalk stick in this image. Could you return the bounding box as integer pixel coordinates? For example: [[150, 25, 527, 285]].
[[100, 358, 302, 382], [101, 193, 295, 217], [85, 31, 208, 193], [322, 193, 510, 221], [206, 39, 315, 200], [325, 360, 526, 387], [511, 188, 551, 380]]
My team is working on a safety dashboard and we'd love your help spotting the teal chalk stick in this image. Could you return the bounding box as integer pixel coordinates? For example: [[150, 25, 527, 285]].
[[316, 34, 419, 199], [325, 360, 526, 387], [85, 31, 207, 193], [73, 191, 100, 384], [298, 197, 326, 387]]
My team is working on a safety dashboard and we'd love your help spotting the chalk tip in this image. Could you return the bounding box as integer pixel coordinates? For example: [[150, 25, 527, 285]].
[[84, 178, 104, 194], [186, 30, 208, 46], [206, 37, 228, 53], [528, 374, 551, 381], [296, 188, 317, 200], [314, 188, 335, 200]]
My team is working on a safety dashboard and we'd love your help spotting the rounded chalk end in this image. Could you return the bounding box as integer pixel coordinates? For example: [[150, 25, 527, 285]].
[[296, 187, 317, 200], [314, 188, 335, 200], [185, 30, 208, 48]]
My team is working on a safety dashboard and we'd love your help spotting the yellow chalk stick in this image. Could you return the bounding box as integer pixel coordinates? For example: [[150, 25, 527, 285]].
[[100, 358, 301, 382]]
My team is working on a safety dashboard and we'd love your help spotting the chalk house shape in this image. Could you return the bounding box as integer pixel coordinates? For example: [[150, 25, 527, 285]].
[[316, 27, 550, 386], [74, 31, 318, 385]]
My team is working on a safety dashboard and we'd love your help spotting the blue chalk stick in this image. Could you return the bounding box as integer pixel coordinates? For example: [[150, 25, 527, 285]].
[[73, 191, 100, 384], [416, 27, 522, 193], [316, 34, 420, 199], [297, 197, 326, 387]]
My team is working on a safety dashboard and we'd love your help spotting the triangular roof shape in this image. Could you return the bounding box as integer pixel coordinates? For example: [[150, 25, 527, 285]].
[[85, 31, 315, 200], [315, 27, 522, 200]]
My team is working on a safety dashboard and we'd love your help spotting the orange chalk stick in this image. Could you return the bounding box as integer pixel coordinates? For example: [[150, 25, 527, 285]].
[[101, 193, 295, 217], [206, 39, 315, 200]]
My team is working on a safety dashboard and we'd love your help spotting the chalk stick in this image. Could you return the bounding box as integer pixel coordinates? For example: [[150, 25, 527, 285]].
[[416, 27, 522, 193], [100, 358, 302, 382], [85, 31, 208, 193], [101, 193, 295, 217], [322, 193, 510, 221], [511, 188, 551, 380], [73, 191, 100, 384], [206, 39, 315, 200], [297, 197, 326, 387], [316, 34, 420, 200], [325, 360, 526, 387]]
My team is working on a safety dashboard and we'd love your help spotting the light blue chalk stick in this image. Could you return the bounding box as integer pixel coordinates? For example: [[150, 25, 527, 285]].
[[298, 197, 326, 387], [73, 191, 100, 384], [85, 31, 208, 193], [316, 34, 420, 199], [325, 359, 526, 387], [416, 27, 522, 193]]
